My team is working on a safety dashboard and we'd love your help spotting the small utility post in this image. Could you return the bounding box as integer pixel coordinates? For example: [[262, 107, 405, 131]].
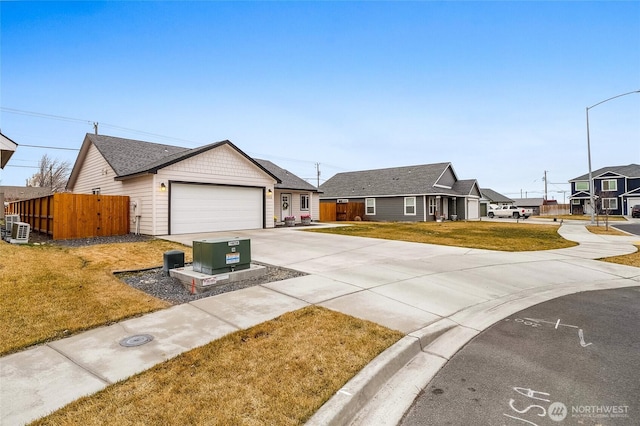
[[315, 162, 321, 189]]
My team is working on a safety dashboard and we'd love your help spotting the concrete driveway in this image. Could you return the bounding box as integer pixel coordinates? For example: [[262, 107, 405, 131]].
[[162, 222, 640, 335]]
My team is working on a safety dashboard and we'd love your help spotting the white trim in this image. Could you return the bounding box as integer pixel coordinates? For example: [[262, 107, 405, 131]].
[[404, 196, 416, 216], [365, 198, 376, 215]]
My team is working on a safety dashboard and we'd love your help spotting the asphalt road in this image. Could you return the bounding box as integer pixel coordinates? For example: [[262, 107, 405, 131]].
[[612, 223, 640, 236], [400, 287, 640, 426]]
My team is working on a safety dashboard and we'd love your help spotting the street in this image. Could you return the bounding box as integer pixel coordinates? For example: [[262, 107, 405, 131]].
[[400, 287, 640, 426]]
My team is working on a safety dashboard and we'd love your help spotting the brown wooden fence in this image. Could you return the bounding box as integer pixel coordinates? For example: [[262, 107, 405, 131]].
[[6, 193, 130, 240], [540, 204, 570, 216], [320, 201, 365, 221]]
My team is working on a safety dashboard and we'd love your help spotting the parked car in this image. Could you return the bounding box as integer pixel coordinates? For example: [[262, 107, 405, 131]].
[[488, 205, 533, 219], [632, 204, 640, 218]]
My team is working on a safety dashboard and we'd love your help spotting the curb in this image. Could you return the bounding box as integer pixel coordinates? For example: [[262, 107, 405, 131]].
[[306, 319, 456, 426]]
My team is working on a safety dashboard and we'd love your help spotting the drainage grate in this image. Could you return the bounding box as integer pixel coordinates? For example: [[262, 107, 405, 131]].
[[119, 334, 154, 347]]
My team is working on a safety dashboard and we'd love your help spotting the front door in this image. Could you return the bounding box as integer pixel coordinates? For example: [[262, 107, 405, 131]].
[[281, 193, 292, 220]]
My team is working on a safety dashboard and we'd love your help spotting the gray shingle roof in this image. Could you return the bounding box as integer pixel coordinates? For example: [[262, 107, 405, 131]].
[[480, 188, 513, 203], [89, 134, 188, 176], [570, 164, 640, 181], [254, 159, 319, 192], [320, 162, 475, 198]]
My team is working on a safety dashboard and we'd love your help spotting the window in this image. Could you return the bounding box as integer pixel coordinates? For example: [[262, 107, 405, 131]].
[[300, 194, 310, 210], [601, 179, 617, 191], [575, 181, 589, 191], [571, 199, 581, 205], [404, 197, 416, 215], [365, 198, 376, 215], [428, 197, 437, 215], [602, 198, 618, 210]]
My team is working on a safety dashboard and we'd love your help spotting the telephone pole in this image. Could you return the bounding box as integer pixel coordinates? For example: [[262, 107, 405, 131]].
[[315, 163, 321, 189], [543, 170, 548, 201]]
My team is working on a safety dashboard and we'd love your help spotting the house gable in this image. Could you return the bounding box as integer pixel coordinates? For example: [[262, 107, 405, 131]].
[[1, 132, 18, 169]]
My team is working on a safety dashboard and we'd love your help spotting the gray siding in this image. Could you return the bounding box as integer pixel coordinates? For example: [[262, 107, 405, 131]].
[[436, 167, 456, 188], [364, 196, 425, 222]]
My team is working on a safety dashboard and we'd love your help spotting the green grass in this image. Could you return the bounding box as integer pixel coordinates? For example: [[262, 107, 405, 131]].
[[308, 221, 577, 251]]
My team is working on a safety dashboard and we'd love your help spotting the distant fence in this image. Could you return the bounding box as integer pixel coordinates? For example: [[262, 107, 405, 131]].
[[6, 193, 130, 240], [540, 204, 570, 216]]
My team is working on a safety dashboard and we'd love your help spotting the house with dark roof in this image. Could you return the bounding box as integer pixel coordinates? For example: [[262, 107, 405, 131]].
[[67, 133, 317, 235], [319, 162, 481, 222], [479, 188, 513, 216], [568, 164, 640, 216]]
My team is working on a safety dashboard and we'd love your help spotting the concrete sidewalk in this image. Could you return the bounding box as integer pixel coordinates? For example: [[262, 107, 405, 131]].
[[2, 222, 639, 425]]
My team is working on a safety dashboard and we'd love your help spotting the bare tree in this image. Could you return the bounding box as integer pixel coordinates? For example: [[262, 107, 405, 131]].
[[28, 154, 71, 193]]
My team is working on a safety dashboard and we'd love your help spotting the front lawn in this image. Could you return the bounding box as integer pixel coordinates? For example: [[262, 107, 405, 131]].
[[0, 240, 192, 355], [308, 221, 577, 251]]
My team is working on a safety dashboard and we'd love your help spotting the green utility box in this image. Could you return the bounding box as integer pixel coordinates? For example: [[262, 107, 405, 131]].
[[192, 238, 251, 275]]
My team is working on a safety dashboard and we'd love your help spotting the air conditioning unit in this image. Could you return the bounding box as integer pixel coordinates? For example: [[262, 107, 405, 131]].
[[3, 214, 21, 241], [10, 222, 30, 244]]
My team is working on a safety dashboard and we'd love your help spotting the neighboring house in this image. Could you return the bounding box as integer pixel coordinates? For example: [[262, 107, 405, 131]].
[[479, 188, 513, 216], [254, 159, 321, 224], [569, 164, 640, 216], [320, 162, 482, 222], [1, 132, 18, 169], [510, 198, 545, 216], [1, 186, 53, 202], [1, 186, 53, 220], [67, 134, 283, 236]]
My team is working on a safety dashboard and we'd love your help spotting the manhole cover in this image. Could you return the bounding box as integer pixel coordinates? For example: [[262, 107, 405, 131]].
[[119, 334, 154, 347]]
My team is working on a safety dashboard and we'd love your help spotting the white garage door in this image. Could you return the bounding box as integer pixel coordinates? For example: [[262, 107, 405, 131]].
[[628, 197, 640, 215], [171, 183, 263, 234], [467, 199, 479, 220]]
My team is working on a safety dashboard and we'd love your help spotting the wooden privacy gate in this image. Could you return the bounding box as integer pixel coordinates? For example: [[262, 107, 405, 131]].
[[6, 193, 130, 240], [320, 201, 365, 221]]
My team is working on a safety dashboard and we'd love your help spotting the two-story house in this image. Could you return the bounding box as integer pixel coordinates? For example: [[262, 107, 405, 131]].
[[568, 164, 640, 216]]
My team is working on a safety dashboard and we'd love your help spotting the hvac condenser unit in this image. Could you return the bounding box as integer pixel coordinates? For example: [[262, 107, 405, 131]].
[[4, 214, 20, 241], [193, 238, 251, 275], [10, 222, 30, 244]]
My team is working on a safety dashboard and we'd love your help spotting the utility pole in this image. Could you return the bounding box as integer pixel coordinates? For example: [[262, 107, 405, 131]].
[[543, 170, 548, 201], [315, 163, 321, 189]]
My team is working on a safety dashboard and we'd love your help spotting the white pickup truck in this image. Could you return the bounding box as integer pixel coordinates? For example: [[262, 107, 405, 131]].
[[487, 204, 532, 219]]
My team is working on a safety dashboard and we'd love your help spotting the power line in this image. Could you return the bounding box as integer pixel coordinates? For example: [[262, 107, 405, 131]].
[[20, 144, 79, 151], [0, 107, 92, 125]]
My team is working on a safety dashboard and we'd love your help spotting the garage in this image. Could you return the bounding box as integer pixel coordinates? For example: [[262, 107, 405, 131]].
[[170, 183, 263, 234], [628, 197, 640, 216], [467, 199, 479, 219]]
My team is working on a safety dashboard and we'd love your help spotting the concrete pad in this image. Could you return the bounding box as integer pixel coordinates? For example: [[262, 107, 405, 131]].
[[49, 304, 237, 383], [190, 285, 309, 329], [169, 264, 266, 294], [0, 345, 107, 426], [319, 291, 442, 334], [262, 275, 361, 304], [371, 277, 491, 317]]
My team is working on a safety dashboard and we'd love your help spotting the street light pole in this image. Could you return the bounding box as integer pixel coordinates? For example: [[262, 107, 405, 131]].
[[585, 90, 640, 224]]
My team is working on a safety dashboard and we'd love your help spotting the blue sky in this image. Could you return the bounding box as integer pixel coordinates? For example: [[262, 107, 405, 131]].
[[1, 1, 639, 200]]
